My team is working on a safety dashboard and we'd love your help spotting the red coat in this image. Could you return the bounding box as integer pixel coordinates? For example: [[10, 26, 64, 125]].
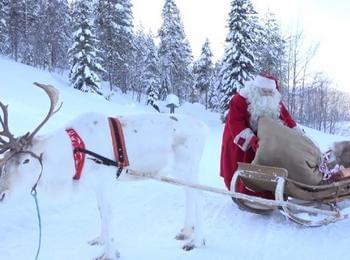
[[220, 93, 296, 196]]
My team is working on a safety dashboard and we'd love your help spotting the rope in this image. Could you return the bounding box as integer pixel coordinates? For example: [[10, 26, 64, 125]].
[[31, 189, 42, 260]]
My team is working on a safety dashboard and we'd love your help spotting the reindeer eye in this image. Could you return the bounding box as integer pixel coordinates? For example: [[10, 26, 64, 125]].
[[23, 159, 30, 164]]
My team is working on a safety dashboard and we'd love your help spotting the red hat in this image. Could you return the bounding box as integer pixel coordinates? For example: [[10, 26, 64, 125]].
[[258, 71, 281, 91]]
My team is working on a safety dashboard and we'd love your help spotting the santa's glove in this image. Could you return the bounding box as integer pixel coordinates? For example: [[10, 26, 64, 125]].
[[250, 136, 259, 152]]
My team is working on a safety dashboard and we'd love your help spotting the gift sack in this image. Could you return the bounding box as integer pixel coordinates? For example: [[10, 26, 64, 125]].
[[252, 117, 323, 186]]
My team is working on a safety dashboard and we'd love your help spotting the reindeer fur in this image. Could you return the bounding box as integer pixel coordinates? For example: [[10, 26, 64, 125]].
[[0, 112, 208, 259]]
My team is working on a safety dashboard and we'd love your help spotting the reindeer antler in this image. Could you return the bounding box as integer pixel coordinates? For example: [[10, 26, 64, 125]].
[[0, 83, 60, 157], [0, 101, 16, 154], [27, 82, 60, 141]]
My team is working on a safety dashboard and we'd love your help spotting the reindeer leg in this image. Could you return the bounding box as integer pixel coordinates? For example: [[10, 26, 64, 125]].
[[181, 188, 206, 251], [175, 187, 195, 241], [90, 188, 120, 259]]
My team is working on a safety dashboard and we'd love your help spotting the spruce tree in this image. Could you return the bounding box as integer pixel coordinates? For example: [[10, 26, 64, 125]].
[[114, 0, 134, 93], [208, 60, 225, 112], [42, 0, 71, 71], [69, 0, 104, 94], [193, 39, 213, 107], [0, 0, 10, 55], [158, 0, 193, 101], [7, 0, 25, 61], [94, 0, 134, 92], [131, 27, 149, 101], [20, 0, 41, 66], [144, 34, 161, 111], [220, 0, 258, 116], [256, 12, 285, 78]]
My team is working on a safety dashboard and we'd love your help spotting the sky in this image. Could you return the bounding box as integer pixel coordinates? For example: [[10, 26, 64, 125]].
[[132, 0, 350, 92]]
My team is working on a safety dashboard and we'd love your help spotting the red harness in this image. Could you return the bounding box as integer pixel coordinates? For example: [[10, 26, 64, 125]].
[[65, 117, 129, 180], [65, 128, 86, 180]]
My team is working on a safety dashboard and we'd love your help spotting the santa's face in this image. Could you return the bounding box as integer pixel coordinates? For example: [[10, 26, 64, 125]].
[[245, 86, 281, 132], [258, 88, 274, 96]]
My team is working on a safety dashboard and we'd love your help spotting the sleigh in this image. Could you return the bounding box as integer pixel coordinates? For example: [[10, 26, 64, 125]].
[[230, 162, 350, 227]]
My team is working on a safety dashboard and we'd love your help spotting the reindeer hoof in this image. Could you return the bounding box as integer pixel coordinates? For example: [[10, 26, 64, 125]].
[[182, 239, 206, 251], [94, 250, 120, 260], [88, 236, 105, 246], [182, 242, 195, 251]]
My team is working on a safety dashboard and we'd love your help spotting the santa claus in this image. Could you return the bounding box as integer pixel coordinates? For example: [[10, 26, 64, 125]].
[[220, 72, 297, 197]]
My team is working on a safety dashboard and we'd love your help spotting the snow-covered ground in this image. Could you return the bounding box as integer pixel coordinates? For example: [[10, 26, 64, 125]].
[[1, 56, 350, 260]]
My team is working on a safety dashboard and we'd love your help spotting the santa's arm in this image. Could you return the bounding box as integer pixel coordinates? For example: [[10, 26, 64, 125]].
[[279, 102, 297, 128], [226, 95, 255, 151]]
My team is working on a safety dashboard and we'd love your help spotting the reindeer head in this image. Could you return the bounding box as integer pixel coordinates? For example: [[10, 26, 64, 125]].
[[0, 83, 60, 201]]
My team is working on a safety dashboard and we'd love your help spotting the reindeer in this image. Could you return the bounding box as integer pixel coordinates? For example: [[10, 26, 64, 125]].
[[0, 83, 208, 260]]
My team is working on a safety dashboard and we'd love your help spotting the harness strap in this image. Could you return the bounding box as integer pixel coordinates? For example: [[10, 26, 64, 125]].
[[73, 147, 124, 178], [66, 118, 129, 180], [108, 117, 129, 167], [66, 128, 86, 180]]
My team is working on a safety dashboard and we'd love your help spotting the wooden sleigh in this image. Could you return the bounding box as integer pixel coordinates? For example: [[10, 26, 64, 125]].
[[122, 161, 348, 228], [231, 162, 350, 227]]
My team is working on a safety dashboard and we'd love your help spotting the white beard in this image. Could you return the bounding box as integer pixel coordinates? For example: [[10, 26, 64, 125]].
[[241, 86, 281, 132]]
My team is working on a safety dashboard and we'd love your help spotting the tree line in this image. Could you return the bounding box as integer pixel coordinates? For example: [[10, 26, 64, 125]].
[[0, 0, 348, 134]]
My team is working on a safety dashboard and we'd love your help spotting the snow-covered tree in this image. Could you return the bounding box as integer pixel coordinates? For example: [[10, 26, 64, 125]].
[[7, 0, 25, 61], [41, 0, 71, 71], [193, 39, 214, 107], [255, 12, 286, 79], [113, 0, 134, 93], [158, 0, 193, 101], [130, 27, 149, 101], [69, 0, 104, 94], [220, 0, 259, 115], [0, 0, 10, 55], [20, 0, 41, 66], [208, 60, 225, 112], [144, 34, 161, 111], [94, 0, 134, 92]]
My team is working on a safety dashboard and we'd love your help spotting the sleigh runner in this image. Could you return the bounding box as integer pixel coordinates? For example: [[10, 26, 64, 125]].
[[230, 162, 350, 227]]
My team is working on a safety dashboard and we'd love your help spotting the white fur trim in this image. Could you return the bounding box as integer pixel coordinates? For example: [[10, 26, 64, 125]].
[[248, 75, 276, 90], [234, 128, 255, 151], [238, 87, 249, 98]]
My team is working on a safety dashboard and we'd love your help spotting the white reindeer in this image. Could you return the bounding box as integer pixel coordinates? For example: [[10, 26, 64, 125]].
[[0, 83, 208, 260]]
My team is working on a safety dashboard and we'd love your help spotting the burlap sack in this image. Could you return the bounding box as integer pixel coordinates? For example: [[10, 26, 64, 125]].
[[252, 117, 323, 186]]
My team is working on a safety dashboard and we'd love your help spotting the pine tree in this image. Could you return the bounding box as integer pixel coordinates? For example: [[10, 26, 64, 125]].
[[0, 0, 10, 55], [158, 0, 193, 101], [208, 60, 225, 112], [255, 12, 286, 78], [131, 27, 149, 101], [193, 39, 213, 108], [69, 0, 104, 94], [21, 0, 42, 66], [220, 0, 259, 115], [94, 0, 117, 90], [42, 0, 71, 71], [144, 34, 161, 111], [94, 0, 134, 93], [114, 0, 134, 93], [7, 0, 25, 61]]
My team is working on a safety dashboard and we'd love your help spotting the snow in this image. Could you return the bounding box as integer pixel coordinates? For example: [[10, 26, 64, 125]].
[[1, 56, 350, 260], [166, 93, 180, 106]]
